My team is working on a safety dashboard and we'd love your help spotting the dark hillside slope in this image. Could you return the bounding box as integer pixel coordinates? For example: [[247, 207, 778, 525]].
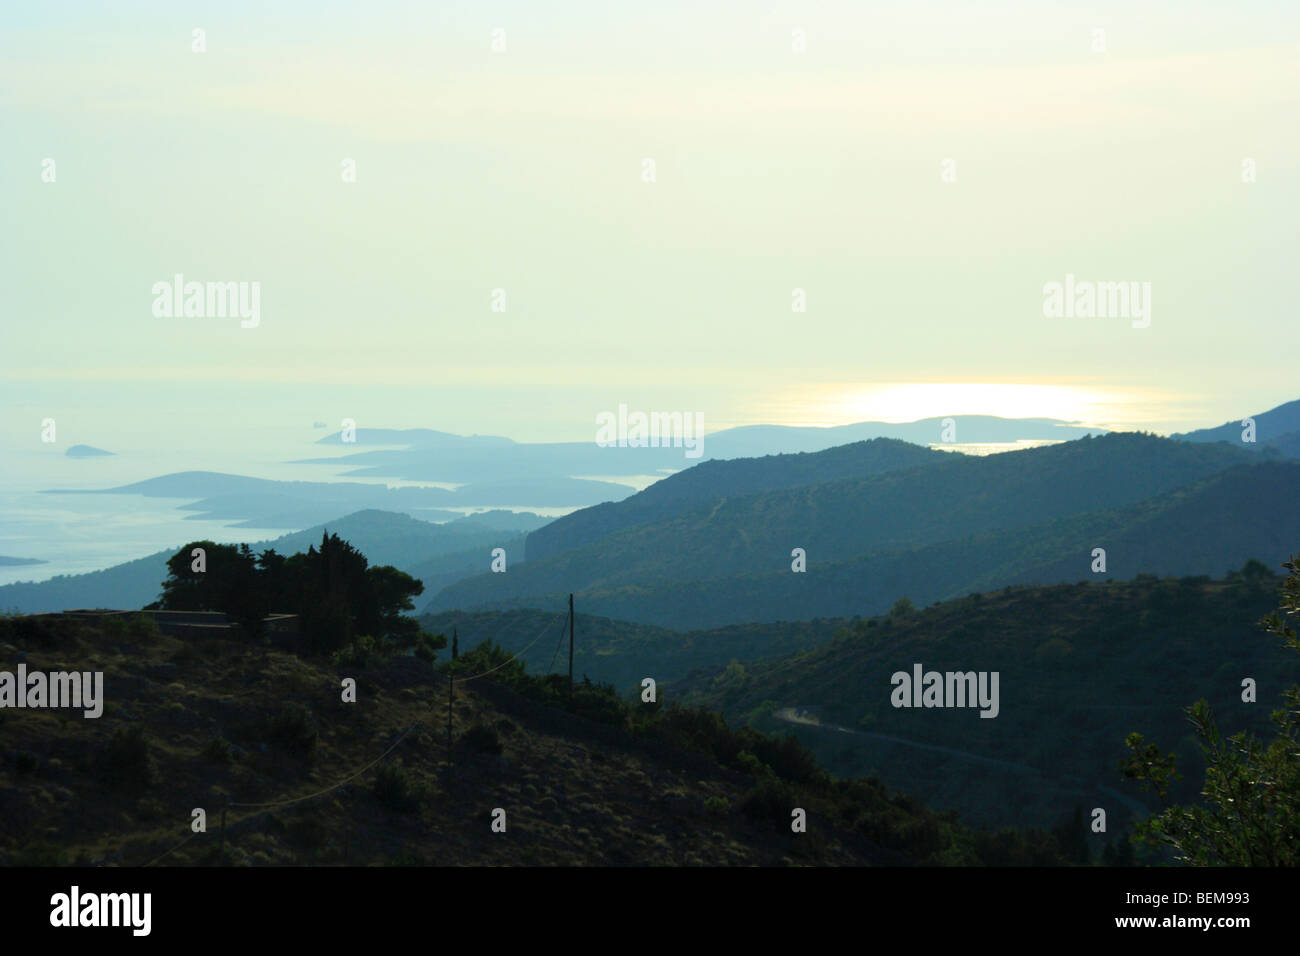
[[675, 570, 1300, 830]]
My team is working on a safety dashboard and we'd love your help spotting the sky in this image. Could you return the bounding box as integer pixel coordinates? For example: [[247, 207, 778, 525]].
[[2, 0, 1298, 450]]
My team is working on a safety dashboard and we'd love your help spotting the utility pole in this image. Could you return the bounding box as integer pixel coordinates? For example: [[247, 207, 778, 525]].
[[568, 593, 574, 698]]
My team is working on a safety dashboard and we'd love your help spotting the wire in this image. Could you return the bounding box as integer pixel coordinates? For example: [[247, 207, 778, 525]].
[[453, 608, 569, 684], [547, 606, 571, 674], [228, 721, 423, 810]]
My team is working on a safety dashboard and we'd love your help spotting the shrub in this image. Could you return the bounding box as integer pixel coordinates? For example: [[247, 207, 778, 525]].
[[12, 842, 68, 866], [740, 777, 798, 826], [889, 596, 916, 618], [734, 750, 771, 778], [329, 635, 385, 669], [202, 736, 234, 764], [13, 750, 39, 774], [704, 796, 730, 818], [100, 725, 156, 791], [460, 722, 502, 755], [127, 613, 162, 641], [373, 760, 420, 812], [268, 703, 318, 757], [1034, 637, 1074, 665]]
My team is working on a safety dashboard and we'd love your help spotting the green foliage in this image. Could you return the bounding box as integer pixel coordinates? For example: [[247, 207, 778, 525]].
[[413, 631, 446, 664], [158, 533, 425, 654], [682, 570, 1299, 829], [329, 635, 386, 669], [0, 612, 62, 648], [126, 612, 163, 641], [704, 796, 730, 817], [735, 750, 773, 778], [100, 725, 156, 791], [13, 750, 38, 774], [740, 777, 798, 825], [459, 722, 502, 755], [1123, 554, 1300, 865], [12, 842, 69, 866], [889, 596, 916, 619], [202, 735, 234, 765], [373, 759, 422, 812], [267, 703, 318, 758], [1034, 637, 1074, 665]]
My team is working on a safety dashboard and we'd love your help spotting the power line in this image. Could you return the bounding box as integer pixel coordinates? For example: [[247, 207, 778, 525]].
[[452, 608, 569, 684], [139, 720, 423, 866]]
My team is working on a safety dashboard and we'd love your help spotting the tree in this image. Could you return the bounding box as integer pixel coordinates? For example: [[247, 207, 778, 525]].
[[1121, 554, 1300, 865], [889, 596, 916, 619], [158, 541, 266, 637], [157, 532, 425, 655]]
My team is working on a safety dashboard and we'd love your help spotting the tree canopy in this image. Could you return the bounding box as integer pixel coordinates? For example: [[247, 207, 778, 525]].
[[157, 532, 425, 653]]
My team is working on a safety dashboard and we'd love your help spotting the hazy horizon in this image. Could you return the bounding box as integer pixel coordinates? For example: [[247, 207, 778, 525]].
[[4, 1, 1298, 456]]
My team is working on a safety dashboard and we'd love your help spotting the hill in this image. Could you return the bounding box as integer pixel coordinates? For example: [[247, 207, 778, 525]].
[[0, 614, 1087, 866], [1172, 398, 1300, 454], [526, 438, 947, 562], [672, 569, 1300, 831], [419, 608, 847, 695], [430, 434, 1275, 627]]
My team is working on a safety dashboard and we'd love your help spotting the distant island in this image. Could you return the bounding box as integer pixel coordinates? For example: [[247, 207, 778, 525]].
[[0, 555, 47, 566], [65, 444, 114, 458]]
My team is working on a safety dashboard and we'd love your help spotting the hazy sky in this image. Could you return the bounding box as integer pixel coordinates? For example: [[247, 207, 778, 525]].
[[3, 0, 1297, 448]]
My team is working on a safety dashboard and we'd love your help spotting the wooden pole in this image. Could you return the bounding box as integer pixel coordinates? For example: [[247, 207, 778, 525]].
[[568, 593, 574, 698], [447, 675, 454, 752]]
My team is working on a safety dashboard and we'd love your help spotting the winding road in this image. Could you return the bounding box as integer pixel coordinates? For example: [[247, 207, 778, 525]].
[[773, 707, 1148, 817]]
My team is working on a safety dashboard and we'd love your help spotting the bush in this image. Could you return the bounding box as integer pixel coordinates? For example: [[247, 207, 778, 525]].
[[202, 736, 234, 764], [127, 613, 163, 641], [135, 796, 164, 821], [100, 725, 156, 791], [1, 613, 61, 648], [373, 760, 420, 813], [734, 750, 772, 778], [268, 703, 318, 757], [740, 777, 798, 826], [460, 723, 502, 755], [13, 750, 39, 774], [12, 842, 68, 866], [704, 796, 730, 818], [889, 597, 916, 619], [329, 635, 386, 669]]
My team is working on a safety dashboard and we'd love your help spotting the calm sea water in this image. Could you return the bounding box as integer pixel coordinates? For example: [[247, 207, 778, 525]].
[[0, 429, 653, 586]]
